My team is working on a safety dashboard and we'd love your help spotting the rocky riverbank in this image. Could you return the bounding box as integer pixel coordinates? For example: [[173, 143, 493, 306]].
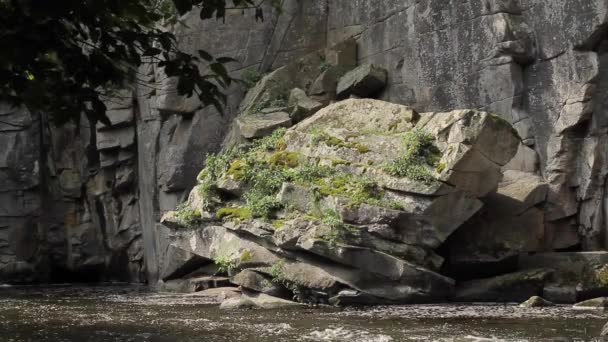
[[156, 41, 608, 309]]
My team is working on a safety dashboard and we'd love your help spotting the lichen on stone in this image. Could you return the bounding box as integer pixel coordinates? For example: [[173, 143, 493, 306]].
[[311, 129, 371, 154]]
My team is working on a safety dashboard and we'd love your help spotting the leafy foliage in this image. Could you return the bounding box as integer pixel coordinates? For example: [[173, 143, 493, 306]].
[[385, 129, 441, 184], [0, 0, 279, 126], [175, 202, 202, 227], [242, 68, 263, 88], [214, 255, 237, 275]]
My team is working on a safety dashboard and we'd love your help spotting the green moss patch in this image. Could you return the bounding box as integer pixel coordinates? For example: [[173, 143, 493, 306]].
[[312, 130, 371, 154], [315, 174, 383, 207], [269, 151, 300, 168], [175, 203, 202, 227], [227, 159, 247, 180], [271, 219, 286, 229], [216, 207, 252, 221]]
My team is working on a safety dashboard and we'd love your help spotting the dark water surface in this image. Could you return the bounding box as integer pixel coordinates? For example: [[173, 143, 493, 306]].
[[0, 285, 606, 341]]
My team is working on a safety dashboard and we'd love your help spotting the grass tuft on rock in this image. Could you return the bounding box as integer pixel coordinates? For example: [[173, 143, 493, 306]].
[[385, 129, 441, 184], [175, 203, 202, 227]]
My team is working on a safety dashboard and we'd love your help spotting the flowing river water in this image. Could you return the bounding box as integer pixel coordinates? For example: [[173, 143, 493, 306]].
[[0, 285, 607, 341]]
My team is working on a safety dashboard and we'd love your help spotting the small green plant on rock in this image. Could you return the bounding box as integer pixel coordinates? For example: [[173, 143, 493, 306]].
[[214, 255, 238, 275], [596, 264, 608, 287], [244, 189, 284, 221], [240, 249, 253, 262], [271, 219, 286, 229], [292, 163, 332, 184], [174, 203, 201, 227], [385, 129, 441, 184], [270, 259, 285, 283], [242, 69, 263, 88], [321, 209, 346, 246], [252, 127, 287, 152]]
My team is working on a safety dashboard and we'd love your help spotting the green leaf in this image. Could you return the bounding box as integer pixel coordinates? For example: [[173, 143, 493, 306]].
[[198, 50, 213, 61]]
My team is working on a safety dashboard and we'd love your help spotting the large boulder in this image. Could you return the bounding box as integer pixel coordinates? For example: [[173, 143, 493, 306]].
[[443, 171, 548, 278], [336, 64, 388, 99], [220, 291, 303, 310], [453, 269, 554, 303], [573, 297, 608, 310], [237, 111, 292, 139], [519, 296, 555, 308], [165, 97, 520, 305], [519, 252, 608, 303]]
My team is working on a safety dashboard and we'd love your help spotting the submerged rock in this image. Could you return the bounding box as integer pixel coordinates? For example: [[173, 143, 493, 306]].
[[573, 297, 608, 310], [158, 276, 231, 293], [220, 291, 303, 310], [519, 296, 555, 308]]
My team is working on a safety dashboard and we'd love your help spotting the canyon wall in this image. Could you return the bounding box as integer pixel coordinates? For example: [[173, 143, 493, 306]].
[[0, 0, 606, 284]]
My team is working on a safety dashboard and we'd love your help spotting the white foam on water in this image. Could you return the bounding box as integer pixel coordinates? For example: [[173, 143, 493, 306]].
[[303, 326, 393, 341], [255, 322, 293, 336]]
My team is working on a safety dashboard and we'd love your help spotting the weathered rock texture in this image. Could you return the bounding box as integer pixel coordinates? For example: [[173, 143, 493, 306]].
[[1, 0, 607, 296], [158, 77, 520, 305]]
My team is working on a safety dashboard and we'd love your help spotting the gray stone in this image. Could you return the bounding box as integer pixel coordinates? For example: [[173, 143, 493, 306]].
[[187, 287, 241, 303], [503, 144, 540, 173], [96, 108, 134, 130], [519, 296, 555, 308], [96, 126, 135, 151], [277, 183, 315, 214], [220, 291, 303, 310], [337, 64, 388, 99], [288, 88, 324, 123], [573, 297, 608, 310], [519, 252, 608, 302], [542, 285, 577, 304], [237, 112, 292, 139], [601, 321, 608, 336], [325, 37, 357, 70], [453, 269, 554, 303], [216, 176, 246, 197], [159, 244, 211, 281], [231, 269, 288, 298], [115, 165, 135, 190], [445, 173, 548, 267], [159, 276, 232, 293]]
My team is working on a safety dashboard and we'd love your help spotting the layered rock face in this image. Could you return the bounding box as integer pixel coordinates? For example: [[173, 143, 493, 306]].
[[160, 91, 520, 303], [1, 0, 607, 300]]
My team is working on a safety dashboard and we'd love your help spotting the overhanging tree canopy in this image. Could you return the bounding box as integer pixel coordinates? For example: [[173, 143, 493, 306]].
[[0, 0, 279, 126]]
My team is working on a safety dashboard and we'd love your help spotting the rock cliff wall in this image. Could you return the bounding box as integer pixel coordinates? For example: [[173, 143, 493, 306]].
[[0, 0, 607, 285]]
